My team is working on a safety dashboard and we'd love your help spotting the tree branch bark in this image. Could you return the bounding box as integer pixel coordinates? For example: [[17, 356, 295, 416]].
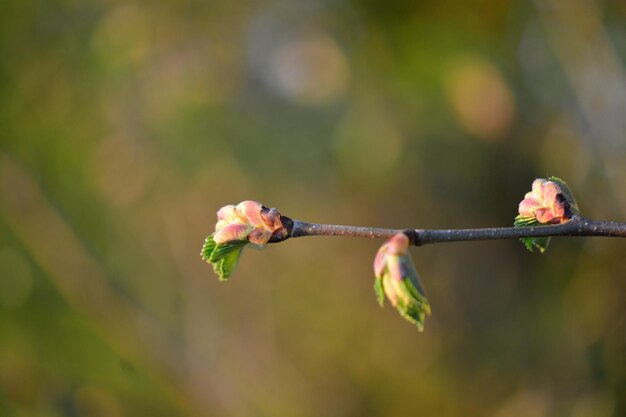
[[284, 216, 626, 246]]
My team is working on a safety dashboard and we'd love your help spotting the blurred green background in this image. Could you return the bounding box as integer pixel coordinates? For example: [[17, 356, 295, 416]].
[[1, 0, 626, 416]]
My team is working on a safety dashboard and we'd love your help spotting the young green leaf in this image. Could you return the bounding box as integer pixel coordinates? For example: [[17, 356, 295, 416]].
[[514, 216, 550, 253], [396, 271, 431, 331], [374, 277, 385, 307], [520, 236, 550, 253], [201, 234, 247, 280]]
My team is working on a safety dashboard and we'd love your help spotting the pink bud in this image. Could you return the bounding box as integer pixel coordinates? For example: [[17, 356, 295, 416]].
[[213, 223, 251, 243], [373, 233, 430, 330], [213, 201, 285, 248], [374, 233, 409, 279], [518, 179, 568, 224]]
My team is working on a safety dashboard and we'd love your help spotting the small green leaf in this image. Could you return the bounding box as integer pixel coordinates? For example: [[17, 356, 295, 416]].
[[398, 275, 431, 331], [201, 234, 217, 261], [514, 215, 538, 228], [201, 234, 247, 280], [514, 216, 550, 253], [209, 240, 247, 263], [519, 236, 550, 253], [374, 278, 385, 307], [212, 245, 245, 280]]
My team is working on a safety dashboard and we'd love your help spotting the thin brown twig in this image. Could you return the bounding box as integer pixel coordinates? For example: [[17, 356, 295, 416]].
[[284, 216, 626, 246]]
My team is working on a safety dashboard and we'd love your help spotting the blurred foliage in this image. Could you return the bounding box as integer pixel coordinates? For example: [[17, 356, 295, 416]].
[[1, 0, 626, 416]]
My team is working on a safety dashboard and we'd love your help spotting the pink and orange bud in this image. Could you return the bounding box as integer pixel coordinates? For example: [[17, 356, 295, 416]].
[[374, 233, 431, 331], [518, 179, 568, 224], [202, 201, 288, 280], [213, 200, 284, 248]]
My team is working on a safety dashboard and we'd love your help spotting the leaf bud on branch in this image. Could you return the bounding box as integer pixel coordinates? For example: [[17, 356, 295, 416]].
[[201, 177, 626, 330]]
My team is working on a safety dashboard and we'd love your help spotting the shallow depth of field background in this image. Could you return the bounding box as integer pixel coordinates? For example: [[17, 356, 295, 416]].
[[1, 1, 626, 416]]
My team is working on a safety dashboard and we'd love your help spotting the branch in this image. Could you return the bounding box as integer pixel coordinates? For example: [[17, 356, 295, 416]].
[[201, 178, 625, 330], [285, 216, 626, 246]]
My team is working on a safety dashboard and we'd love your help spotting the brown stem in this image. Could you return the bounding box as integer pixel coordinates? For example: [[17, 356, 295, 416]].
[[283, 216, 626, 246]]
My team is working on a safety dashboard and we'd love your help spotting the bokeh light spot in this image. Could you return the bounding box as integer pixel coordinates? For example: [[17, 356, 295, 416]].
[[445, 56, 516, 142], [332, 103, 404, 185], [91, 4, 153, 72], [269, 34, 350, 104], [142, 42, 244, 124]]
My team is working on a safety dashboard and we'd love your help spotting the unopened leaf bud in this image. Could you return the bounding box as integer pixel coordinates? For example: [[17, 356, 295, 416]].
[[373, 233, 431, 331], [202, 200, 288, 280]]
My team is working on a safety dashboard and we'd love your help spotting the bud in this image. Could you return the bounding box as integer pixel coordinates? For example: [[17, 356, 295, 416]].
[[202, 201, 287, 280], [514, 176, 579, 253], [214, 201, 284, 248], [518, 179, 569, 224], [373, 233, 431, 331]]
